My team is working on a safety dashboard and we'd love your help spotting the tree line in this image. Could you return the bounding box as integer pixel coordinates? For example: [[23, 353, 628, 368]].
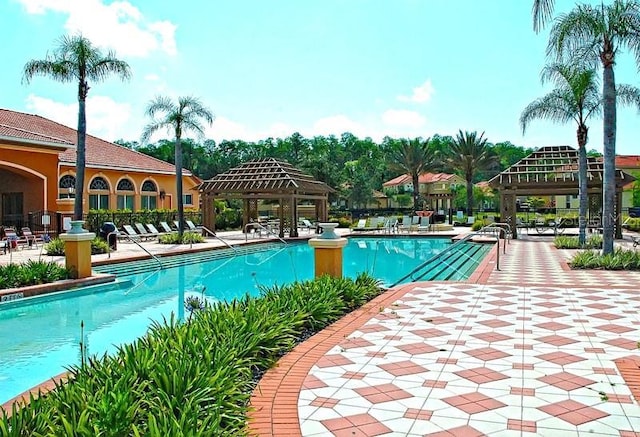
[[115, 132, 536, 214]]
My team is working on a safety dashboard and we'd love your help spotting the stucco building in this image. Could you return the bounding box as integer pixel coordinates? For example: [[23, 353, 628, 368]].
[[0, 108, 200, 233]]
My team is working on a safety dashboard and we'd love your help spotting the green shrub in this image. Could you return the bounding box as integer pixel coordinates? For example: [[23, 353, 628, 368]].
[[44, 238, 110, 256], [570, 248, 640, 270], [158, 232, 205, 245], [0, 260, 70, 290], [1, 275, 381, 435], [471, 220, 484, 231], [554, 235, 602, 249], [624, 217, 640, 231]]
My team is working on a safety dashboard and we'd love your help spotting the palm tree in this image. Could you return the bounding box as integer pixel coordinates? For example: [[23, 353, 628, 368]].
[[547, 0, 640, 254], [520, 64, 601, 246], [387, 138, 435, 210], [23, 34, 131, 220], [141, 96, 214, 237], [446, 131, 496, 217]]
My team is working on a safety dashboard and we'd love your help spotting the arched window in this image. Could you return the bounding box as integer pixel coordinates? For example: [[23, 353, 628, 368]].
[[58, 175, 76, 199], [116, 178, 135, 210], [89, 176, 110, 210], [117, 178, 135, 191], [90, 177, 109, 190], [141, 180, 158, 210]]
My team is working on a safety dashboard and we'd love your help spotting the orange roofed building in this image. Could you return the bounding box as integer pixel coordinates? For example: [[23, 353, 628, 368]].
[[0, 108, 200, 232], [383, 172, 464, 211]]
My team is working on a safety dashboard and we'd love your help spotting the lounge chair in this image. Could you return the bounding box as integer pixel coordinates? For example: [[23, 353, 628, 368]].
[[186, 220, 203, 232], [134, 223, 157, 240], [417, 216, 431, 232], [410, 216, 420, 232], [352, 219, 369, 232], [146, 223, 165, 236], [300, 218, 315, 233], [21, 227, 44, 248], [159, 221, 175, 234], [120, 224, 143, 242], [382, 217, 398, 234], [633, 236, 640, 248], [397, 216, 412, 233], [3, 228, 29, 250]]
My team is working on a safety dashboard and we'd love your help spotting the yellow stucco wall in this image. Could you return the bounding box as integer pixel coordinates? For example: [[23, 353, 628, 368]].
[[0, 142, 200, 219]]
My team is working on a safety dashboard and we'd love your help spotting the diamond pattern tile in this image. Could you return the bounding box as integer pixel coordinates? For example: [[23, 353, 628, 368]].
[[256, 239, 640, 437], [455, 367, 509, 384], [464, 347, 509, 361], [538, 371, 595, 391], [538, 399, 609, 425], [442, 391, 506, 414], [354, 383, 412, 404]]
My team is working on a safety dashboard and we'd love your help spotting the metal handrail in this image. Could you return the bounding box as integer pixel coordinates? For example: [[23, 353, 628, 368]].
[[107, 231, 163, 269], [389, 227, 503, 288], [244, 222, 288, 245], [200, 225, 237, 253]]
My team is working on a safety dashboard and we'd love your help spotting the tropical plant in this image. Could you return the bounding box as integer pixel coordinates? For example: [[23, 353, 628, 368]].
[[445, 130, 497, 216], [141, 96, 214, 237], [521, 63, 601, 245], [547, 0, 640, 254], [387, 138, 436, 210], [0, 261, 70, 290], [22, 34, 131, 220]]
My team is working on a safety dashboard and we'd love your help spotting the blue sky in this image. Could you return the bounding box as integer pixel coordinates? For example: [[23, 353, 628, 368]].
[[2, 0, 639, 154]]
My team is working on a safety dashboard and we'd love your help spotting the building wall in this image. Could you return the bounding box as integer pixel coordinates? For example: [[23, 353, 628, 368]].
[[58, 165, 201, 212]]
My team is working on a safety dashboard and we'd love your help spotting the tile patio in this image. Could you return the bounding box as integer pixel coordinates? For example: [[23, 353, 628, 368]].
[[250, 236, 640, 436]]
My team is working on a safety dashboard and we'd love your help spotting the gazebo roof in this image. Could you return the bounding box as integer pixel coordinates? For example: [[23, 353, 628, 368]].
[[488, 145, 635, 191], [196, 158, 334, 195]]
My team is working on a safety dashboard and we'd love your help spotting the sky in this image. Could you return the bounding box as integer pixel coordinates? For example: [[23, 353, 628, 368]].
[[1, 0, 639, 154]]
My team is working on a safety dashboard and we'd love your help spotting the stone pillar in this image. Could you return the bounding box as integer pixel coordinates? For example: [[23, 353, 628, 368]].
[[308, 223, 347, 278], [59, 220, 95, 279]]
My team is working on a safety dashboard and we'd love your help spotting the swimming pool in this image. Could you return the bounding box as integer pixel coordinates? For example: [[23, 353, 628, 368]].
[[0, 237, 489, 403]]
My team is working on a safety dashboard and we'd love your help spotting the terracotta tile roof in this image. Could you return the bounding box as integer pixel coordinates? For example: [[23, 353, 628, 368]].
[[383, 172, 458, 187], [0, 108, 186, 175], [616, 155, 640, 169]]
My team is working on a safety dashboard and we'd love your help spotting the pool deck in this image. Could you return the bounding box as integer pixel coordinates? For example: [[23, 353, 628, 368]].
[[3, 229, 640, 436]]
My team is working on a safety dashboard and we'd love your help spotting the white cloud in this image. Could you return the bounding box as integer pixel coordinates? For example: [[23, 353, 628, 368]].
[[18, 0, 177, 57], [144, 73, 160, 81], [25, 93, 133, 141], [381, 109, 426, 128], [398, 79, 435, 103]]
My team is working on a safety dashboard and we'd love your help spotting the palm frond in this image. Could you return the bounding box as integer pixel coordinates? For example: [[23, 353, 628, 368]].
[[617, 83, 640, 111], [533, 0, 556, 33]]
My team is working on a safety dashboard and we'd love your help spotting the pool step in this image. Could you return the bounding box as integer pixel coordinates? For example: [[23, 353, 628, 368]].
[[94, 243, 286, 277], [410, 242, 487, 282]]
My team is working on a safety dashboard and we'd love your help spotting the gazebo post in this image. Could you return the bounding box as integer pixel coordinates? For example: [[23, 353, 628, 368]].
[[290, 195, 299, 237], [616, 190, 623, 239], [278, 198, 285, 238], [501, 192, 517, 239], [243, 199, 250, 233], [202, 193, 215, 232]]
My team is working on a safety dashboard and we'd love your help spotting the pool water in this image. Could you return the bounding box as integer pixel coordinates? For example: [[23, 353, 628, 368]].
[[0, 237, 485, 403]]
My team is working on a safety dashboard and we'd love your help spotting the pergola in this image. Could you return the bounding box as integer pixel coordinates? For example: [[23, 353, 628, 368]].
[[196, 158, 334, 238], [488, 145, 635, 239]]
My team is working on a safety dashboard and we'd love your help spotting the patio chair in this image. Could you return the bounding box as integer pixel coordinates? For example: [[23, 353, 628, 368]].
[[146, 223, 165, 237], [159, 221, 175, 234], [120, 224, 143, 242], [381, 217, 398, 234], [417, 216, 431, 232], [3, 228, 29, 250], [632, 236, 640, 248], [300, 218, 315, 233], [134, 223, 157, 240], [352, 219, 368, 232], [21, 227, 44, 248], [410, 215, 421, 232], [397, 216, 412, 233]]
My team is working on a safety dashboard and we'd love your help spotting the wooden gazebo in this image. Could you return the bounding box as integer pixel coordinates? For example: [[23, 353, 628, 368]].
[[488, 145, 635, 239], [196, 158, 334, 237]]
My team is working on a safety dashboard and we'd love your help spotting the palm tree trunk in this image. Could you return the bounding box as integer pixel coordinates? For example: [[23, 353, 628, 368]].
[[175, 136, 184, 238], [75, 91, 87, 221], [466, 178, 473, 217], [601, 63, 616, 254], [577, 125, 588, 246], [412, 173, 420, 211]]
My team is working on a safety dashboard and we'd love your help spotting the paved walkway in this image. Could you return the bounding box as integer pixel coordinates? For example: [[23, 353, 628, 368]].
[[250, 235, 640, 436]]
